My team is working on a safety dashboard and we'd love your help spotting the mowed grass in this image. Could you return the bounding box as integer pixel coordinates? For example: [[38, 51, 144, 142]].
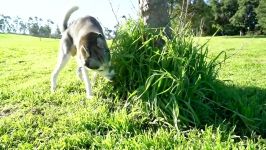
[[197, 36, 266, 88], [0, 33, 266, 149]]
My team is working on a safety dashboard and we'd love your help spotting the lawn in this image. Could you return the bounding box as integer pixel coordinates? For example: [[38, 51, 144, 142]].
[[0, 34, 265, 149], [197, 36, 266, 88]]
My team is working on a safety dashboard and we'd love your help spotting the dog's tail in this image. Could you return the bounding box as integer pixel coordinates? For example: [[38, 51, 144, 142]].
[[62, 6, 79, 32]]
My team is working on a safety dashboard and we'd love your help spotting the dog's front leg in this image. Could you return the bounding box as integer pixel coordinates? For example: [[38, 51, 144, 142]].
[[79, 66, 93, 99], [77, 56, 93, 99]]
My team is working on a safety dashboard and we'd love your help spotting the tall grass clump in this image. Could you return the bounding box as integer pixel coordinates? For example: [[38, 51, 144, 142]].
[[108, 20, 224, 128]]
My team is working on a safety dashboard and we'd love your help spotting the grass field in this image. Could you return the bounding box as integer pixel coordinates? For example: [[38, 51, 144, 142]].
[[0, 33, 266, 149], [197, 36, 266, 88]]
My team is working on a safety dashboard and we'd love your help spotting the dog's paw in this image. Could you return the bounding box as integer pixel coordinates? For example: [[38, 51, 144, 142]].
[[86, 94, 94, 99], [51, 86, 56, 93], [51, 89, 56, 93]]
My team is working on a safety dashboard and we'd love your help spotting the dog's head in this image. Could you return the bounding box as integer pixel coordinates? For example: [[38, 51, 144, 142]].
[[80, 32, 115, 81]]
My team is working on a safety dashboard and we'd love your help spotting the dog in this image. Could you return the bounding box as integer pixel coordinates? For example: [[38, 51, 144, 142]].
[[51, 6, 115, 99]]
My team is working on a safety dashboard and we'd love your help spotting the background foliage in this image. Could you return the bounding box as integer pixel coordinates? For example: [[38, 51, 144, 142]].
[[170, 0, 264, 35], [1, 0, 266, 36]]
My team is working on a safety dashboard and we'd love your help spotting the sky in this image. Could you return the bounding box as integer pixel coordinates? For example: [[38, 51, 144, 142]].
[[0, 0, 139, 30]]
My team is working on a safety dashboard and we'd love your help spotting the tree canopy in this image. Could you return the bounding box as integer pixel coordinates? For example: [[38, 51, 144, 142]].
[[256, 0, 266, 31], [167, 0, 265, 35]]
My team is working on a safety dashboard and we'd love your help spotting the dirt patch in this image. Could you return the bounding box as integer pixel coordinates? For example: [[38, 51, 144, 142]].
[[31, 107, 45, 116], [0, 108, 13, 118]]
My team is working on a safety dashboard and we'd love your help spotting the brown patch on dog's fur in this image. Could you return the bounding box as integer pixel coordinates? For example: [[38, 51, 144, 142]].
[[79, 32, 106, 62], [70, 46, 77, 56]]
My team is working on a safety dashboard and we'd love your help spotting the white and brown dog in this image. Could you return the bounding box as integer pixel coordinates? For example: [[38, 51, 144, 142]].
[[51, 6, 115, 99]]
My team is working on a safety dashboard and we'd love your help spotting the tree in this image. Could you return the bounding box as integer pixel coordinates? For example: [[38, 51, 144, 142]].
[[139, 0, 170, 36], [39, 24, 51, 37], [256, 0, 266, 32], [12, 16, 20, 33], [27, 16, 53, 37], [29, 23, 39, 36], [169, 0, 216, 35], [189, 0, 214, 36], [230, 0, 259, 34], [51, 25, 61, 38], [0, 16, 4, 32], [3, 15, 12, 33], [19, 20, 27, 34], [210, 0, 239, 35]]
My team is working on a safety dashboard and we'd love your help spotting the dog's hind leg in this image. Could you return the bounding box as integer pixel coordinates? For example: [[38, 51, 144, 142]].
[[51, 52, 70, 92], [51, 39, 71, 92]]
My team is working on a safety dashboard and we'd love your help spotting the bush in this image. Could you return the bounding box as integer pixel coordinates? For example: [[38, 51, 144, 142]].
[[104, 20, 224, 128], [97, 20, 265, 137]]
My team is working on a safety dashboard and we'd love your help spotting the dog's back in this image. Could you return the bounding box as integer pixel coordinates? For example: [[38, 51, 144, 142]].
[[62, 7, 105, 45], [68, 16, 104, 39]]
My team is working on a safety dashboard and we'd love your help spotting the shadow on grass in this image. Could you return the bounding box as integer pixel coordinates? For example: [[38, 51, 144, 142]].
[[211, 81, 266, 137], [99, 78, 266, 137]]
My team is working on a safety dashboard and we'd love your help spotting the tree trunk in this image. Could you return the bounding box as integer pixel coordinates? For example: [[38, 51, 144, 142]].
[[139, 0, 170, 36]]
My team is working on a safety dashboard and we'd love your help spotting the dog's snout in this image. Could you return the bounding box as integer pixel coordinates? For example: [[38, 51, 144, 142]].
[[105, 69, 115, 82], [109, 75, 115, 81], [85, 59, 100, 70]]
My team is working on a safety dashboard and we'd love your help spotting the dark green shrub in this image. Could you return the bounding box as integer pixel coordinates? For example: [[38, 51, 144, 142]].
[[109, 20, 224, 128]]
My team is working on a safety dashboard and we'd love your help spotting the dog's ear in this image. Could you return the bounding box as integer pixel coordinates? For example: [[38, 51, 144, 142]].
[[86, 32, 105, 48], [87, 32, 99, 39]]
